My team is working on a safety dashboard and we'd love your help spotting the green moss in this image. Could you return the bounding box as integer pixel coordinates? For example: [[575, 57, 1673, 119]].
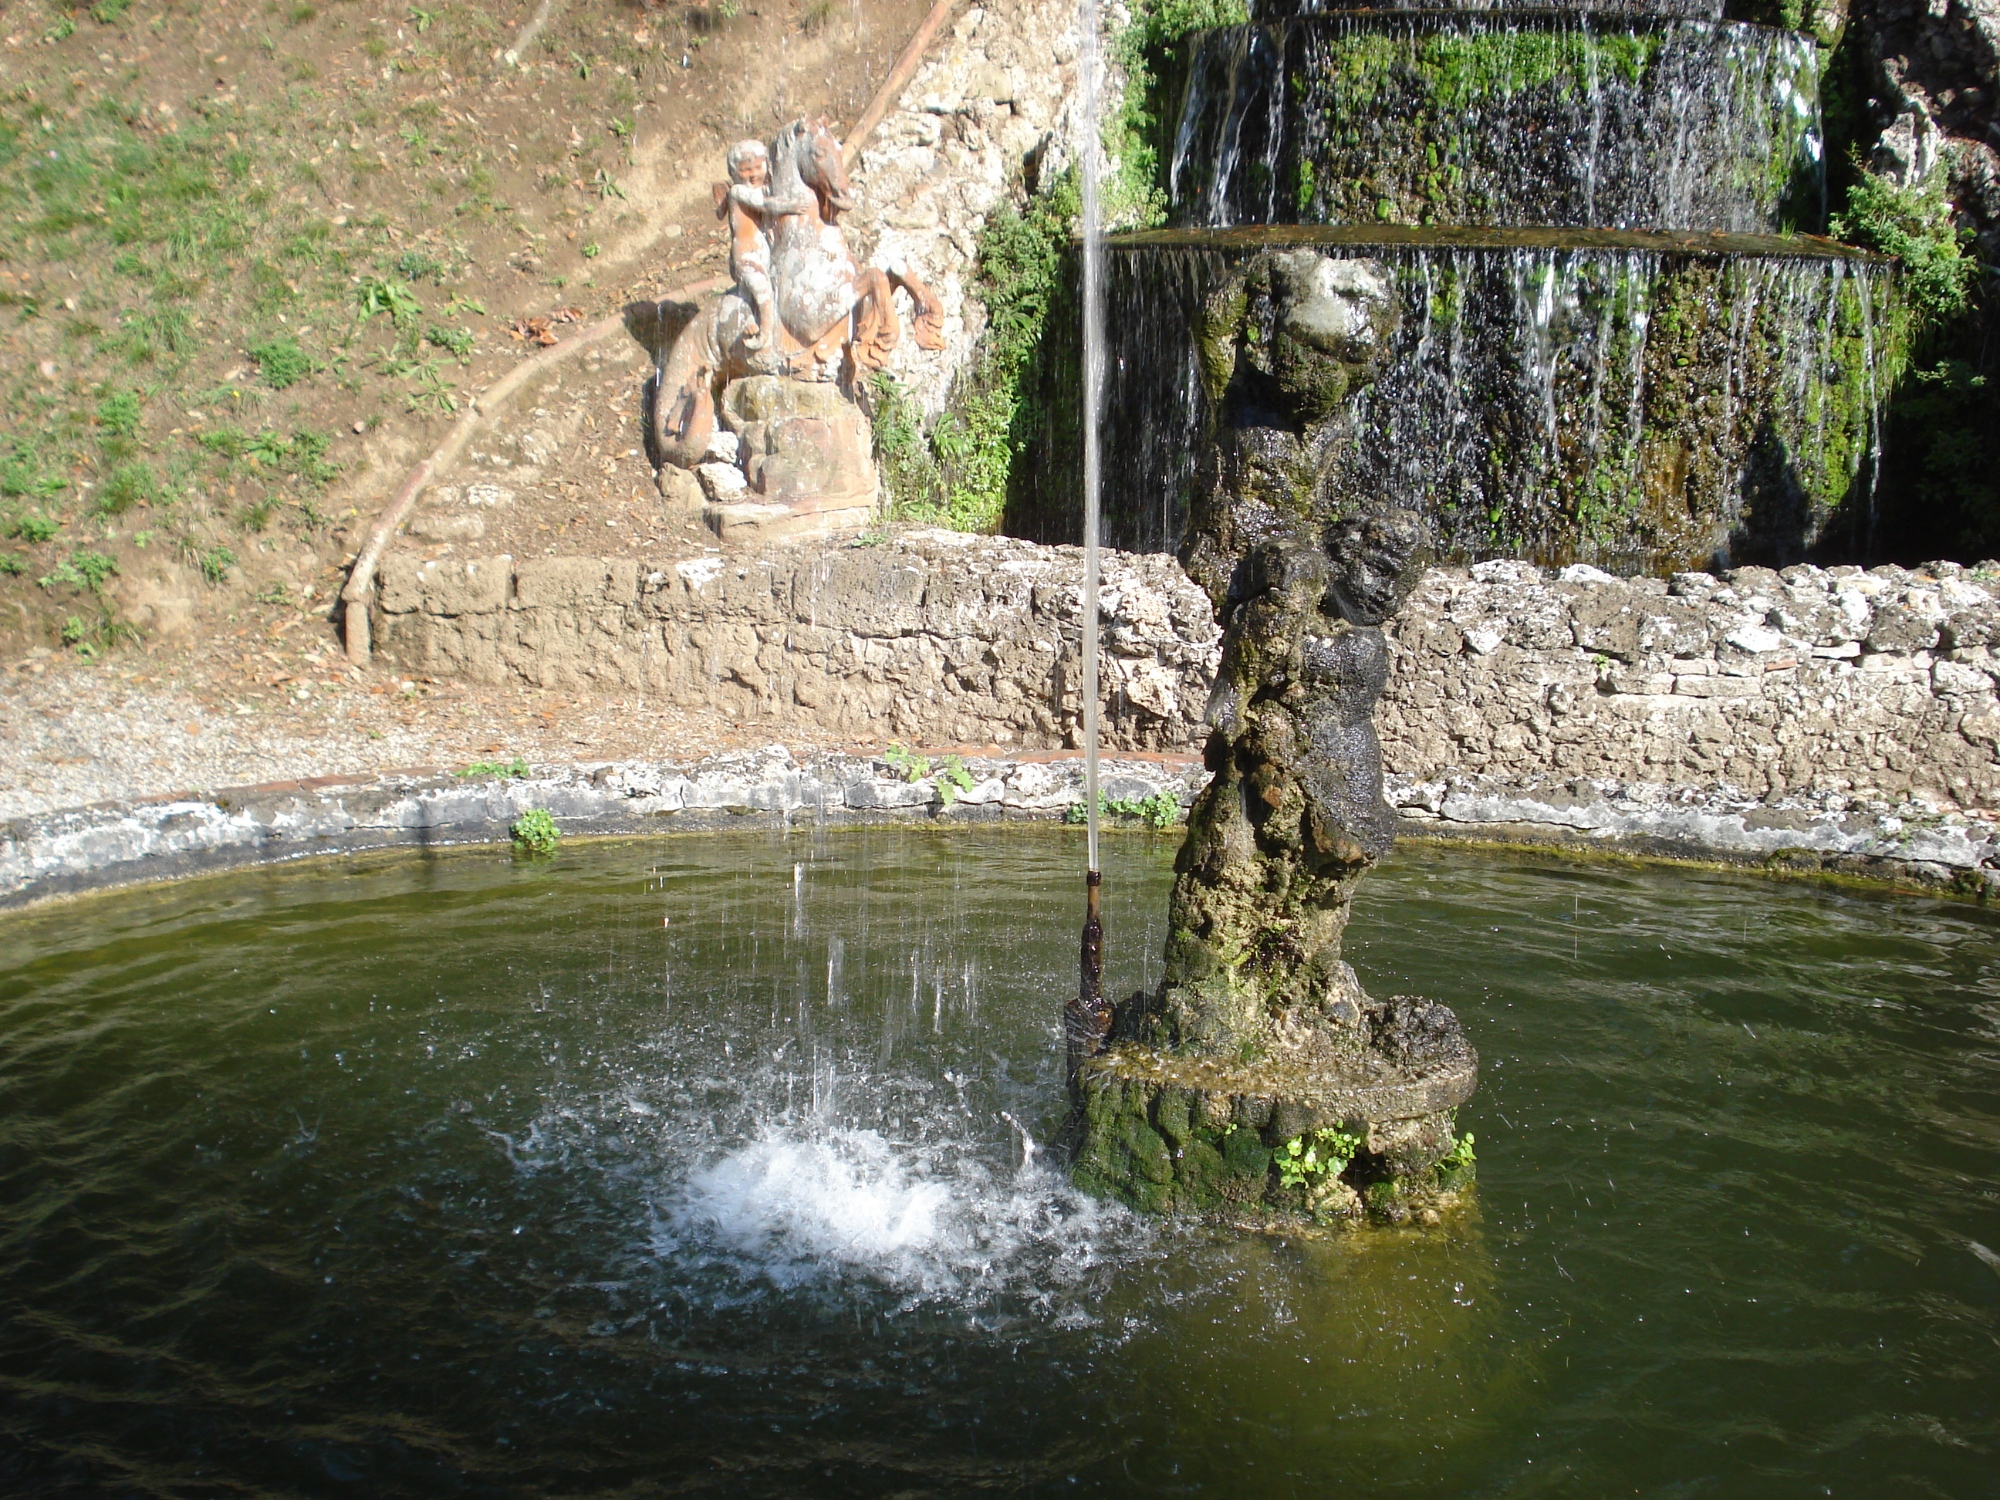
[[870, 171, 1082, 531]]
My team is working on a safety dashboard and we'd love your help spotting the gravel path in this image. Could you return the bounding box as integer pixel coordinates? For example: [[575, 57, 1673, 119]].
[[0, 633, 858, 819]]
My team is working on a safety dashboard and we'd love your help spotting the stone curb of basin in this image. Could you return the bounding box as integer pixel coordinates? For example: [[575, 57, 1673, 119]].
[[6, 751, 2000, 911], [0, 750, 1206, 910], [1386, 773, 2000, 896]]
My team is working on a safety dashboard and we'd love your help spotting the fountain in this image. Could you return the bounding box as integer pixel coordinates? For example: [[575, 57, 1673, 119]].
[[1061, 0, 1898, 1223]]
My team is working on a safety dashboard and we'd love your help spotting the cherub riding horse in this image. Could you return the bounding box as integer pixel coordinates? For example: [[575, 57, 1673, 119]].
[[641, 118, 944, 473]]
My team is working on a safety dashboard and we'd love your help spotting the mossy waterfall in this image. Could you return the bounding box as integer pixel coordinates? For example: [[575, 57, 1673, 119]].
[[1012, 0, 1900, 574], [1062, 0, 1902, 1224]]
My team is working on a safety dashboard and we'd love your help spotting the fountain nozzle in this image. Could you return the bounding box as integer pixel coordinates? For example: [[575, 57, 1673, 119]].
[[1066, 869, 1109, 1095]]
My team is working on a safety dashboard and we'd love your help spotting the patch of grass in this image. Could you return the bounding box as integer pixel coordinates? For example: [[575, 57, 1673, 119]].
[[8, 513, 61, 543], [0, 553, 27, 575], [395, 248, 448, 283], [98, 460, 158, 514], [188, 541, 236, 584], [1, 443, 67, 501], [510, 807, 560, 855], [199, 425, 249, 460], [97, 388, 143, 439], [248, 335, 313, 389]]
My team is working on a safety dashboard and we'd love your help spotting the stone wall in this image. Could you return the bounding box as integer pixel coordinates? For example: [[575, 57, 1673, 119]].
[[370, 531, 1219, 752], [371, 533, 2000, 881], [1380, 558, 2000, 808]]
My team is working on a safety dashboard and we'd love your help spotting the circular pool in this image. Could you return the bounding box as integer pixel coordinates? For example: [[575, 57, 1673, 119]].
[[1, 829, 1994, 1494]]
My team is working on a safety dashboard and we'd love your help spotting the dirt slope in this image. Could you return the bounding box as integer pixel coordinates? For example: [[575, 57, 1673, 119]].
[[0, 0, 932, 678]]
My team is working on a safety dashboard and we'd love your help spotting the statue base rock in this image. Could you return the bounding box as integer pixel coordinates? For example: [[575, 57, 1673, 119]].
[[700, 375, 878, 544]]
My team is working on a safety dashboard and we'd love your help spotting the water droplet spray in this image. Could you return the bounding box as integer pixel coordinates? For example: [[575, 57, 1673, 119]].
[[1066, 0, 1111, 1097]]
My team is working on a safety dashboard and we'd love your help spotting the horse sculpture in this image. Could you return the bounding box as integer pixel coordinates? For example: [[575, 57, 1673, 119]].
[[641, 117, 944, 474]]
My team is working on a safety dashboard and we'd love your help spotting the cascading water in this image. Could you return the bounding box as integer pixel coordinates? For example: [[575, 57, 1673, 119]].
[[1170, 14, 1824, 234], [1007, 0, 1898, 574]]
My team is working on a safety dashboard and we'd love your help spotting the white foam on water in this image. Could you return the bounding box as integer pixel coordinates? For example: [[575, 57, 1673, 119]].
[[662, 1125, 1142, 1308]]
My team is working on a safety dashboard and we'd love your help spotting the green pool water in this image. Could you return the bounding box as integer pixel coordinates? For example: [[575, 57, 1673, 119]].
[[0, 828, 1995, 1497]]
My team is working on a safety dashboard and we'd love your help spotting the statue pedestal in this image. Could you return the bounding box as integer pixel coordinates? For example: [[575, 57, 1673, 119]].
[[1071, 1006, 1478, 1227], [701, 375, 878, 544]]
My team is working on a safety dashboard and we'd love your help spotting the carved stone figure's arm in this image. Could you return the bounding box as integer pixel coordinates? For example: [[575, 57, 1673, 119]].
[[731, 182, 815, 220]]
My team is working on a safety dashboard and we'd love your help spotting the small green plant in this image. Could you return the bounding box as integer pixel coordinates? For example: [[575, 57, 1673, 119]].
[[357, 275, 422, 325], [459, 756, 530, 779], [407, 7, 436, 34], [0, 553, 27, 576], [883, 743, 931, 781], [92, 0, 134, 24], [40, 548, 118, 594], [395, 248, 449, 284], [248, 430, 294, 468], [1274, 1127, 1362, 1189], [292, 429, 338, 484], [97, 388, 143, 438], [1064, 789, 1184, 829], [98, 461, 157, 514], [425, 324, 475, 362], [10, 514, 61, 544], [511, 807, 560, 855], [581, 241, 600, 259], [249, 335, 313, 389], [936, 754, 975, 809], [198, 426, 246, 459], [191, 542, 236, 584], [1440, 1130, 1475, 1171]]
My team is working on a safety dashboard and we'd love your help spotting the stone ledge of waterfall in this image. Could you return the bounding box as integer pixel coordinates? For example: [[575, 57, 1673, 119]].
[[0, 751, 1205, 910], [1246, 0, 1726, 16], [1105, 224, 1885, 260]]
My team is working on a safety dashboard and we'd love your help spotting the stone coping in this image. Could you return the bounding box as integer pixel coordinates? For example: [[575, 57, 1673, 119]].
[[5, 748, 1998, 911], [1108, 224, 1883, 260]]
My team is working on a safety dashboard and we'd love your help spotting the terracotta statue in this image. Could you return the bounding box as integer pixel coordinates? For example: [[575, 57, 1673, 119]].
[[639, 117, 945, 476]]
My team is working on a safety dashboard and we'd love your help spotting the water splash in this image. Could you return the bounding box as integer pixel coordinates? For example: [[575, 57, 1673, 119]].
[[661, 1125, 1139, 1307]]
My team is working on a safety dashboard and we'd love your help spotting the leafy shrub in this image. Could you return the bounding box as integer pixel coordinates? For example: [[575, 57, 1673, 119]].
[[511, 808, 560, 855], [9, 513, 61, 543], [1830, 163, 1976, 329]]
